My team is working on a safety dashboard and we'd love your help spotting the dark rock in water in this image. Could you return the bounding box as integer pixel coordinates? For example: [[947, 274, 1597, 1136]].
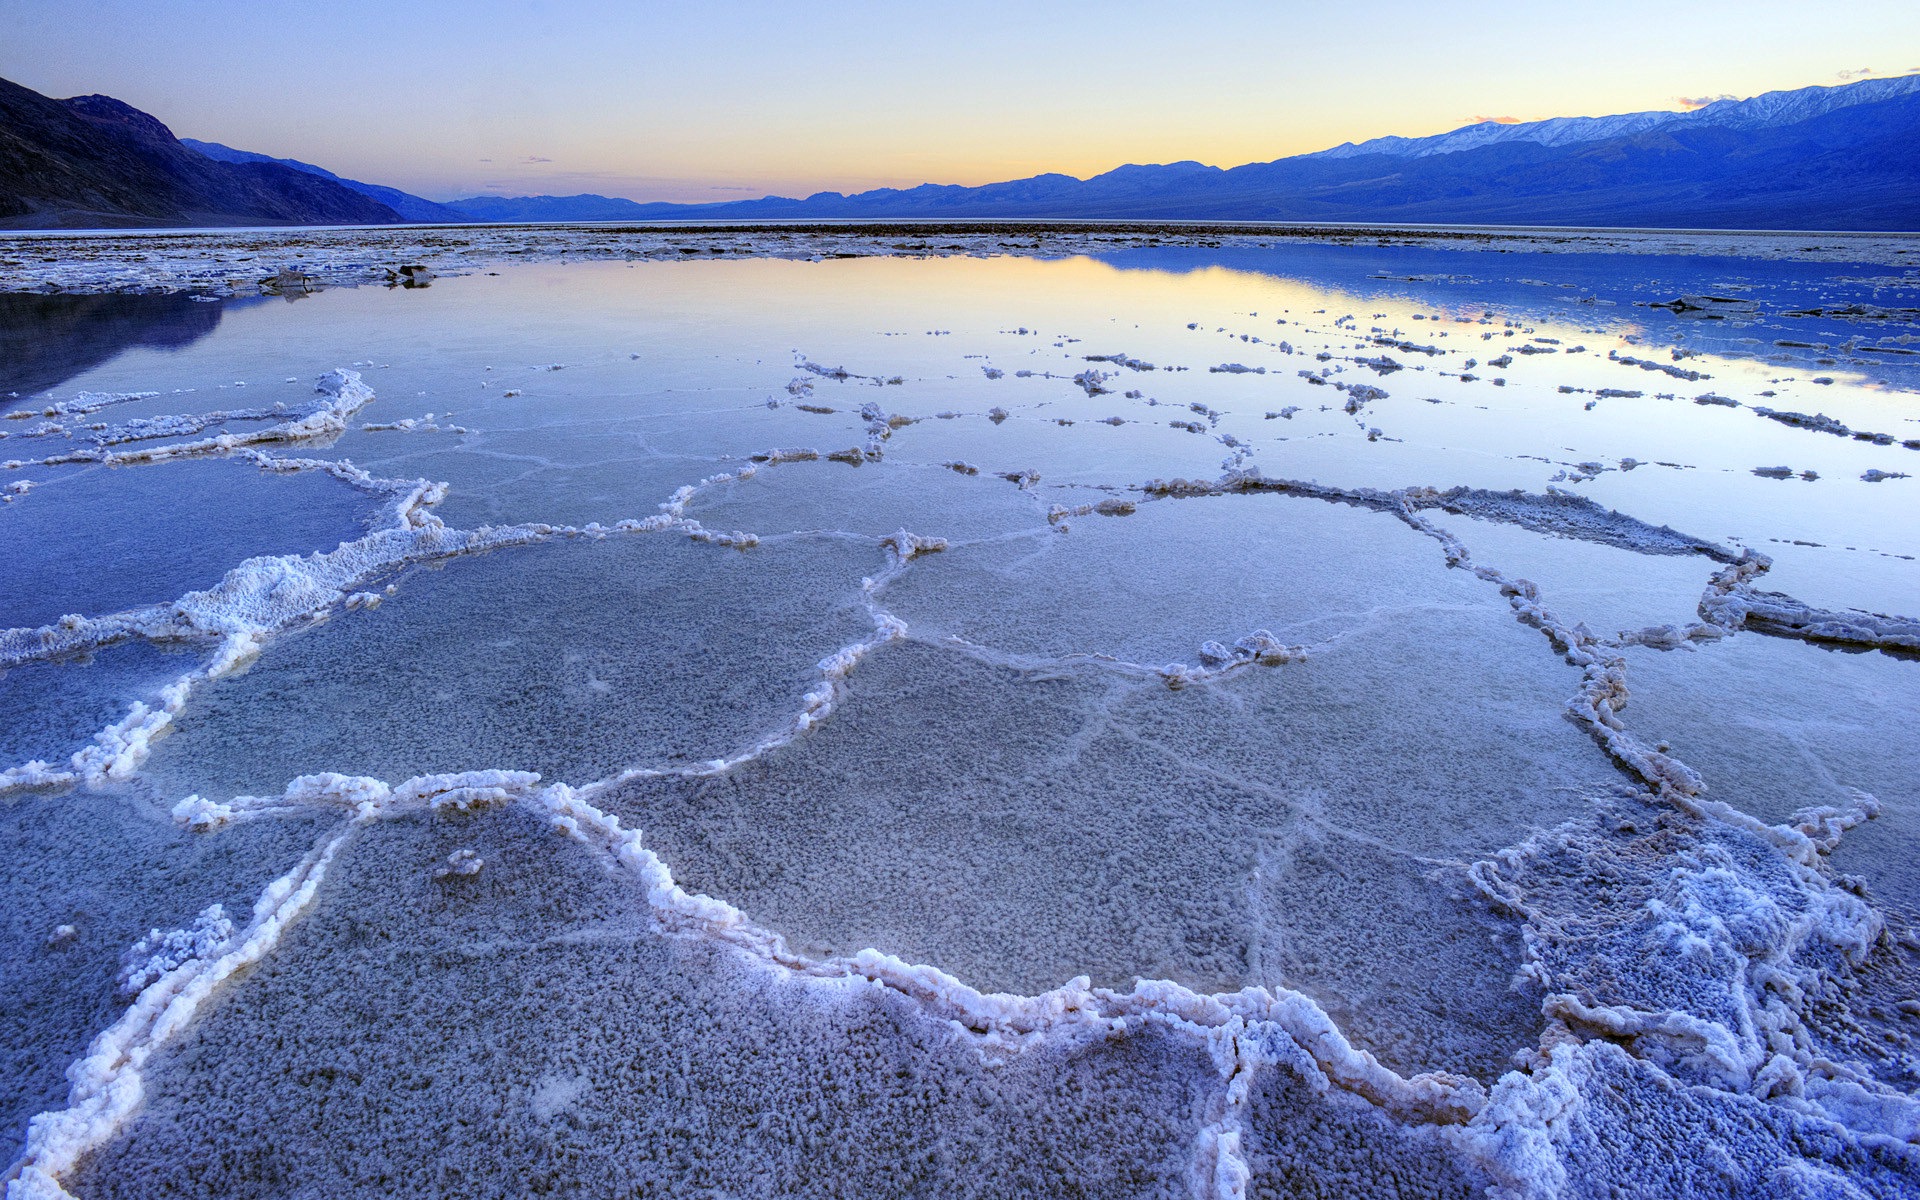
[[1643, 295, 1759, 315], [259, 267, 322, 294], [0, 75, 404, 229]]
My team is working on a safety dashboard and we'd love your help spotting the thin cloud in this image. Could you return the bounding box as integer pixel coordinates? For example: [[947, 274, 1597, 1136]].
[[524, 156, 553, 163], [1473, 114, 1521, 125], [1836, 67, 1875, 80], [1675, 93, 1737, 110]]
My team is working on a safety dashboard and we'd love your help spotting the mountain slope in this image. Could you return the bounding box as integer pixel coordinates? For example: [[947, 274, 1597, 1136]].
[[561, 78, 1920, 230], [438, 76, 1920, 230], [0, 76, 404, 229], [439, 193, 692, 222], [180, 139, 471, 223], [1310, 73, 1920, 160], [9, 72, 1916, 231]]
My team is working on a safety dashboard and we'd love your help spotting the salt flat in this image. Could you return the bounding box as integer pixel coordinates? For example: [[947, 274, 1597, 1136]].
[[2, 224, 1917, 1199]]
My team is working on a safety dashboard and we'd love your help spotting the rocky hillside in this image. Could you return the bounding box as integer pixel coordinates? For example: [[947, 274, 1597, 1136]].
[[0, 76, 403, 229]]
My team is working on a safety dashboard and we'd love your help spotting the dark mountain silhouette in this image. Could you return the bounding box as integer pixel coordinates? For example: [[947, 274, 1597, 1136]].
[[0, 75, 403, 229], [439, 193, 692, 222], [179, 139, 471, 223]]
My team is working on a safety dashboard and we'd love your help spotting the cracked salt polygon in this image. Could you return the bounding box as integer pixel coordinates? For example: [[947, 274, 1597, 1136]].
[[68, 806, 1219, 1199], [884, 489, 1481, 669], [683, 457, 1045, 544], [1619, 635, 1920, 911], [140, 534, 882, 799], [1430, 512, 1724, 639], [604, 586, 1614, 1083], [1116, 603, 1618, 1077]]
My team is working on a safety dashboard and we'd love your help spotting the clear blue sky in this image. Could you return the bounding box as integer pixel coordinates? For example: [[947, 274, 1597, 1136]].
[[3, 0, 1915, 202]]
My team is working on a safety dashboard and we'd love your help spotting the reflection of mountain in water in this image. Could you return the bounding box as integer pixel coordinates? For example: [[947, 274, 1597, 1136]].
[[0, 292, 239, 405]]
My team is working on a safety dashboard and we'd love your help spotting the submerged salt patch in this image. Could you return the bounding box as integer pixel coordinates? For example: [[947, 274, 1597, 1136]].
[[135, 535, 884, 799]]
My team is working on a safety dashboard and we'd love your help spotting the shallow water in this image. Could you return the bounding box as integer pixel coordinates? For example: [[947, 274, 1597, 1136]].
[[2, 241, 1917, 1198]]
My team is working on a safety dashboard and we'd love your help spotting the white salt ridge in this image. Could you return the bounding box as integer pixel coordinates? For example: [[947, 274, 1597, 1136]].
[[360, 414, 470, 435], [12, 371, 376, 469], [114, 907, 235, 998], [1467, 794, 1920, 1168], [1610, 550, 1920, 655], [83, 407, 293, 448], [1701, 564, 1920, 653], [66, 680, 191, 786], [517, 781, 1487, 1196], [6, 830, 348, 1200], [0, 486, 529, 671], [1046, 497, 1138, 523], [1, 392, 159, 423], [0, 761, 77, 795]]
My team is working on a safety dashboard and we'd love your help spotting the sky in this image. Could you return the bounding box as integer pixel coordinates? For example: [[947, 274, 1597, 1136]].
[[4, 0, 1918, 204]]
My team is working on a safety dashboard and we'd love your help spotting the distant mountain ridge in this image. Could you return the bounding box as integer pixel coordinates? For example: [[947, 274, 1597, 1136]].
[[180, 139, 471, 223], [437, 192, 682, 223], [1312, 73, 1920, 159], [7, 72, 1918, 230], [0, 76, 404, 229], [433, 74, 1920, 230]]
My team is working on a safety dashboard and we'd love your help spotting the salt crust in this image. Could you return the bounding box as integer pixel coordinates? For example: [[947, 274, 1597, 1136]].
[[4, 225, 1912, 301], [4, 370, 1918, 1197]]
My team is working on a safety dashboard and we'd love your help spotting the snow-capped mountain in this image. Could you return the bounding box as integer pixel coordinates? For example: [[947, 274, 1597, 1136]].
[[9, 72, 1917, 230], [434, 72, 1920, 230], [1312, 73, 1920, 160]]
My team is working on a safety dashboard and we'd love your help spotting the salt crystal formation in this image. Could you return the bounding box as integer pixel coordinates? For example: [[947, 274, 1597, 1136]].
[[1, 231, 1916, 1198]]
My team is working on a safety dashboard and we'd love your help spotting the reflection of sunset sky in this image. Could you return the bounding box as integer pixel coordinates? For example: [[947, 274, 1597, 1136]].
[[24, 249, 1915, 608], [4, 0, 1915, 204]]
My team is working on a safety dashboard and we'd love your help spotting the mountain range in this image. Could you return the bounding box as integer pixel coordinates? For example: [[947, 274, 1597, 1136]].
[[0, 76, 402, 229], [179, 139, 471, 223], [3, 72, 1917, 231]]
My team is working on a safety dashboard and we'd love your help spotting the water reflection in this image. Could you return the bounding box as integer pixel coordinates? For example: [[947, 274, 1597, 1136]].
[[0, 292, 247, 407]]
